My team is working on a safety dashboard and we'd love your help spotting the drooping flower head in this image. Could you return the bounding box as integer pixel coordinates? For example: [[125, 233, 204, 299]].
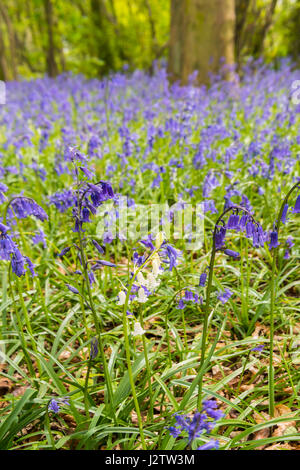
[[10, 197, 48, 222]]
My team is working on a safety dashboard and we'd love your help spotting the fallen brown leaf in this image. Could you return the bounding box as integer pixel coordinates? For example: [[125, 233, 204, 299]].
[[0, 378, 12, 396], [272, 404, 297, 438]]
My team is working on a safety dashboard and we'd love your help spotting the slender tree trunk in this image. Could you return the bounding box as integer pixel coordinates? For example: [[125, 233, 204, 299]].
[[235, 0, 251, 68], [0, 19, 9, 81], [44, 0, 58, 77], [90, 0, 117, 72], [168, 0, 236, 85], [252, 0, 278, 56], [144, 0, 158, 73], [0, 3, 17, 80]]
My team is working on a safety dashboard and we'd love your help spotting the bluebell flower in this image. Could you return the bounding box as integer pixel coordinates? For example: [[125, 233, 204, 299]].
[[88, 135, 101, 155], [49, 189, 76, 213], [32, 230, 47, 248], [269, 230, 280, 249], [11, 197, 48, 222], [251, 345, 265, 352], [203, 400, 225, 421], [169, 426, 182, 438], [92, 259, 116, 268], [48, 397, 70, 414], [58, 246, 70, 257], [199, 272, 207, 287], [92, 240, 104, 254], [292, 195, 300, 213], [224, 249, 240, 258], [239, 214, 248, 231], [0, 226, 16, 260], [177, 299, 185, 309], [90, 337, 98, 359], [66, 284, 79, 294], [168, 399, 223, 448], [103, 231, 114, 244], [198, 439, 219, 450], [48, 399, 60, 413], [87, 181, 114, 206], [217, 288, 232, 304], [133, 251, 145, 266], [226, 214, 240, 230], [258, 187, 265, 195], [0, 182, 8, 203], [11, 248, 26, 277], [184, 290, 194, 301], [162, 243, 179, 271], [88, 270, 95, 286], [24, 256, 36, 277], [151, 173, 162, 188], [140, 235, 155, 250], [80, 166, 95, 179], [281, 204, 289, 224], [214, 226, 226, 250], [245, 221, 254, 238], [81, 207, 90, 223], [0, 223, 9, 235]]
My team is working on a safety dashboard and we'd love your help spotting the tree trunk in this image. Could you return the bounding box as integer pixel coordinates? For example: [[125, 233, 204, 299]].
[[90, 0, 118, 73], [0, 3, 17, 80], [252, 0, 278, 56], [168, 0, 236, 85], [44, 0, 58, 77], [235, 0, 251, 68], [0, 19, 9, 81]]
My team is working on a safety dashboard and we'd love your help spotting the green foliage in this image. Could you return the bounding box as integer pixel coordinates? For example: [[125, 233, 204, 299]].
[[0, 0, 170, 79]]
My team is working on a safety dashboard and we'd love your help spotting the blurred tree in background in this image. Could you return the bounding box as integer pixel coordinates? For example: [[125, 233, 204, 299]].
[[168, 0, 236, 84], [0, 0, 299, 83]]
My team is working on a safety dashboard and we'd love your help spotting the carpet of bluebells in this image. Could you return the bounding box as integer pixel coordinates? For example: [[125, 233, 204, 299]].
[[0, 60, 300, 450]]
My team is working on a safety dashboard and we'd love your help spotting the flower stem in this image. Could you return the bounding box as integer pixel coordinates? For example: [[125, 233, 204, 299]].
[[268, 181, 299, 417], [75, 175, 116, 423], [197, 204, 255, 409], [139, 307, 154, 421]]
